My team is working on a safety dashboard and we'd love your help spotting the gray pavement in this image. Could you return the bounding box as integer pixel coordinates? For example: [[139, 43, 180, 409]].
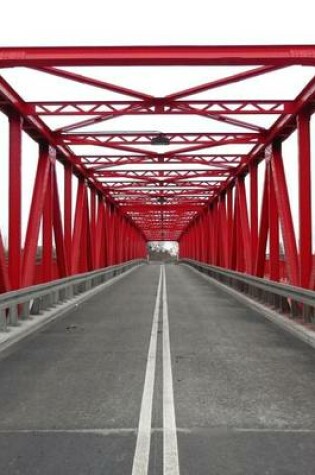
[[0, 262, 314, 474]]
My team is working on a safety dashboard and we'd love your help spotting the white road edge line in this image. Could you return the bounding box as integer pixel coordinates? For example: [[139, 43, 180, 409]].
[[131, 265, 163, 475], [162, 265, 180, 475]]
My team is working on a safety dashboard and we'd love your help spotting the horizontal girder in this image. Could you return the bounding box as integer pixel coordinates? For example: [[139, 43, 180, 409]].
[[61, 132, 261, 146], [26, 100, 292, 115], [0, 46, 315, 66]]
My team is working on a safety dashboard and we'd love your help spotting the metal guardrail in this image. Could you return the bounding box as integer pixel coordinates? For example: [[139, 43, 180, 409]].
[[181, 259, 315, 323], [0, 259, 145, 332]]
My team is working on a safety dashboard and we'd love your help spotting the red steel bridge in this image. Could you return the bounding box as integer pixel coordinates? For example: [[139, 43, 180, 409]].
[[0, 46, 314, 292], [0, 46, 315, 475]]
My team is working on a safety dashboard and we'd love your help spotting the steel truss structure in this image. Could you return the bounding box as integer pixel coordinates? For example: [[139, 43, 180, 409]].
[[0, 46, 314, 292]]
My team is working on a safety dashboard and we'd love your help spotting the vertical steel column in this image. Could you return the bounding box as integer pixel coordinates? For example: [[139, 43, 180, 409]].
[[205, 209, 210, 264], [22, 143, 51, 288], [231, 193, 238, 271], [115, 215, 121, 264], [270, 142, 299, 286], [219, 194, 228, 267], [209, 204, 216, 264], [8, 113, 22, 289], [71, 179, 86, 274], [64, 163, 72, 272], [107, 205, 115, 266], [52, 167, 68, 277], [297, 111, 312, 288], [269, 162, 280, 281], [90, 188, 97, 268], [237, 178, 252, 273], [215, 200, 222, 265], [255, 163, 269, 277], [250, 162, 258, 273], [43, 152, 54, 282], [95, 196, 105, 268], [226, 187, 233, 268]]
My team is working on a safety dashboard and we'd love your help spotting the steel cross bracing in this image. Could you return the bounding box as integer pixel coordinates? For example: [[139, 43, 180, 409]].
[[0, 46, 314, 292]]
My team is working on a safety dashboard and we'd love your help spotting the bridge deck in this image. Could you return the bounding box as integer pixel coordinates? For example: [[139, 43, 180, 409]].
[[0, 263, 314, 474]]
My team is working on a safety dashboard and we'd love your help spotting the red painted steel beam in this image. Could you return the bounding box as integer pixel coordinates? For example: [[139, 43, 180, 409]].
[[106, 183, 219, 190], [55, 103, 149, 134], [297, 111, 312, 288], [71, 180, 88, 273], [61, 131, 261, 146], [269, 161, 280, 281], [64, 164, 72, 272], [26, 100, 292, 116], [83, 154, 244, 170], [93, 170, 229, 179], [8, 113, 22, 290], [75, 140, 157, 158], [237, 178, 252, 273], [109, 188, 214, 195], [166, 66, 285, 99], [225, 189, 232, 267], [43, 157, 54, 282], [63, 135, 259, 159], [270, 143, 299, 286], [33, 66, 152, 100], [0, 46, 315, 66], [22, 144, 51, 288], [255, 163, 269, 278], [250, 162, 258, 272], [174, 102, 265, 132], [166, 140, 257, 158], [91, 167, 236, 174], [52, 167, 68, 277]]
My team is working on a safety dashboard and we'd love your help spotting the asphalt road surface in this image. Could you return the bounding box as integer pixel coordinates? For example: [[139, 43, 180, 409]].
[[0, 262, 314, 474]]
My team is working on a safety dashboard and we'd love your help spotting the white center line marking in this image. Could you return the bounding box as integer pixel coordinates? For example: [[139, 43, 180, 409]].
[[132, 265, 163, 475], [162, 265, 180, 475]]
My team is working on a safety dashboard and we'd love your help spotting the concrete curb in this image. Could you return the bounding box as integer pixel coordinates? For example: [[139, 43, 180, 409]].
[[183, 264, 315, 350], [0, 264, 143, 355]]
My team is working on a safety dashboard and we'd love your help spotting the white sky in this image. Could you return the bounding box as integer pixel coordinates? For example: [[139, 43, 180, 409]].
[[0, 1, 314, 46], [0, 0, 314, 246]]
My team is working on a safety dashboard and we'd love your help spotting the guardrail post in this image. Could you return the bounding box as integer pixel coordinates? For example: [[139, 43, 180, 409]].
[[51, 291, 58, 306], [0, 309, 7, 331], [8, 305, 18, 326], [30, 298, 41, 315], [21, 301, 30, 320]]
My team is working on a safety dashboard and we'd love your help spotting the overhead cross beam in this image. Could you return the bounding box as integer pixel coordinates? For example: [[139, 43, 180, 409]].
[[0, 46, 314, 66], [27, 99, 291, 115], [26, 61, 281, 134]]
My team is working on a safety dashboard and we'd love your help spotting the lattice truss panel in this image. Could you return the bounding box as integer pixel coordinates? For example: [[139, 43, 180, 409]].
[[0, 47, 314, 289]]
